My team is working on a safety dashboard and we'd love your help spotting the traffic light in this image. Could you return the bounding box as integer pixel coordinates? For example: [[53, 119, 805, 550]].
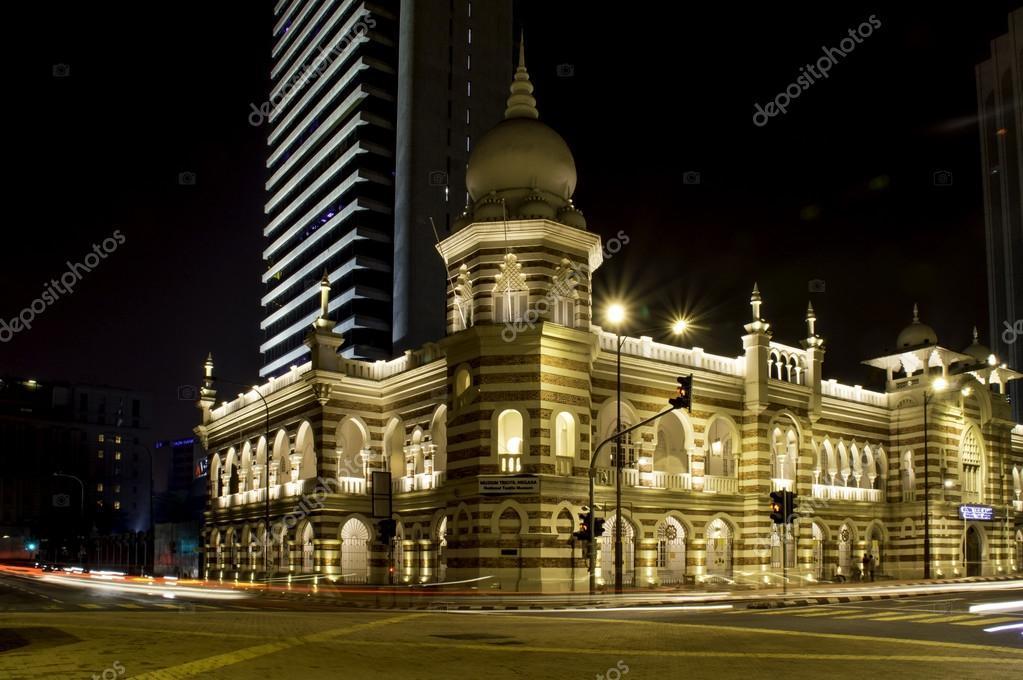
[[669, 375, 693, 411], [786, 491, 799, 523], [769, 491, 784, 524], [377, 518, 397, 544], [573, 510, 594, 541], [592, 517, 606, 538]]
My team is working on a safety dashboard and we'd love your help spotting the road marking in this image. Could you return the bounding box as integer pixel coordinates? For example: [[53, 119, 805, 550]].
[[869, 613, 940, 622], [913, 615, 979, 624], [78, 603, 103, 609], [490, 614, 1023, 657], [831, 612, 900, 620], [792, 609, 862, 617], [128, 613, 426, 679], [330, 639, 1023, 664], [118, 603, 143, 609], [152, 604, 181, 609], [952, 616, 1021, 627]]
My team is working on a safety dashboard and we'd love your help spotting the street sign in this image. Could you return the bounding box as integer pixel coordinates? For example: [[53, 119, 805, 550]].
[[958, 504, 994, 521]]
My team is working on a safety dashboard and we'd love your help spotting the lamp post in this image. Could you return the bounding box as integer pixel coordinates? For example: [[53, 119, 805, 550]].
[[52, 472, 84, 564], [215, 378, 272, 587], [601, 304, 688, 594], [922, 376, 948, 579]]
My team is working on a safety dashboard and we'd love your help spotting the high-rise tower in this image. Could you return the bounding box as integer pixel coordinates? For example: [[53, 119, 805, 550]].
[[260, 1, 511, 377]]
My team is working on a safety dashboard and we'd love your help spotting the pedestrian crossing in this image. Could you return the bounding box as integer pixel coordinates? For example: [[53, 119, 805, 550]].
[[744, 605, 1022, 627]]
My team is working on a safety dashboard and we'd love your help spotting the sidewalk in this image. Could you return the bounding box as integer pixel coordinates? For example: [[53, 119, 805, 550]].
[[256, 574, 1023, 611]]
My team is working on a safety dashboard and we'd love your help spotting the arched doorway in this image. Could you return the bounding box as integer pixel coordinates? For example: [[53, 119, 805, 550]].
[[811, 523, 826, 580], [705, 518, 733, 579], [340, 518, 370, 584], [656, 517, 686, 585], [599, 515, 635, 587], [964, 525, 983, 577], [837, 525, 853, 579]]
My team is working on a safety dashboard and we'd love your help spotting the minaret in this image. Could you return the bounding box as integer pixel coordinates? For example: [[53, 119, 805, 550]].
[[742, 282, 772, 413], [197, 353, 217, 424], [304, 272, 344, 372], [802, 302, 826, 423]]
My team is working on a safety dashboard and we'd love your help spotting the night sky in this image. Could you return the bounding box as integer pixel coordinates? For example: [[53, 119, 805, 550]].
[[4, 1, 1021, 441]]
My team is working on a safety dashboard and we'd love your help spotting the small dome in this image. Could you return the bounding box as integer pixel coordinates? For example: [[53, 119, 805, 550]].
[[557, 203, 587, 229], [474, 195, 505, 221], [896, 304, 937, 349], [961, 326, 991, 364], [517, 191, 556, 220]]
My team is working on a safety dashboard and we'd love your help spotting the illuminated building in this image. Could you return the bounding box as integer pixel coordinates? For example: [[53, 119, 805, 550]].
[[200, 44, 1023, 590]]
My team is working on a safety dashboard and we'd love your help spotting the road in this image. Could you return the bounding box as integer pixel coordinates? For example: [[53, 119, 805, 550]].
[[1, 568, 1020, 679]]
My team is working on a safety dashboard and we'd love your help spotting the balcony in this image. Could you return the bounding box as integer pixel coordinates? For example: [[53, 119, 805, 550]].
[[555, 457, 574, 476], [811, 484, 883, 503], [771, 478, 794, 492], [392, 471, 445, 494], [499, 454, 522, 473], [703, 475, 739, 494], [1013, 500, 1022, 512]]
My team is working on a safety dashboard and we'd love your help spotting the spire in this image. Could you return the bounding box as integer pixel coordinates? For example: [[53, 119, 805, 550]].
[[912, 303, 920, 323], [750, 282, 762, 321], [504, 31, 538, 120], [972, 325, 979, 343], [806, 301, 817, 337], [314, 270, 333, 329]]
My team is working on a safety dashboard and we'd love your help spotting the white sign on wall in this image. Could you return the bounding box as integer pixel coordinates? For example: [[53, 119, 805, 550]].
[[479, 476, 539, 495]]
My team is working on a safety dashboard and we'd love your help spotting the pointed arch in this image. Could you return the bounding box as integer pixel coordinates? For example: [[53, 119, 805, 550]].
[[429, 404, 448, 472], [705, 413, 739, 477], [490, 499, 528, 535], [295, 421, 317, 481]]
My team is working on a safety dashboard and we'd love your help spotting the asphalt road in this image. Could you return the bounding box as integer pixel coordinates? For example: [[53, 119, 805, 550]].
[[1, 571, 1021, 679]]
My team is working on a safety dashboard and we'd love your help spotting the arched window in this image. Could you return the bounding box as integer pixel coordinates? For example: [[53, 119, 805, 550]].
[[821, 439, 837, 485], [770, 351, 781, 380], [430, 406, 448, 474], [498, 409, 524, 471], [654, 414, 687, 475], [599, 516, 635, 586], [959, 427, 983, 503], [300, 523, 315, 574], [336, 417, 369, 480], [838, 442, 851, 487], [554, 412, 575, 458], [295, 421, 317, 481], [210, 454, 222, 498], [901, 450, 916, 501], [859, 445, 874, 490], [1013, 466, 1022, 501], [492, 253, 528, 322], [271, 430, 289, 486], [383, 418, 406, 481], [788, 356, 798, 384], [706, 417, 737, 477], [452, 264, 473, 331], [770, 425, 797, 484], [705, 518, 733, 579], [454, 366, 471, 398]]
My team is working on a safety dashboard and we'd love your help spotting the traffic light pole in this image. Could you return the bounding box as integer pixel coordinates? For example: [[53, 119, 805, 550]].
[[588, 406, 678, 595]]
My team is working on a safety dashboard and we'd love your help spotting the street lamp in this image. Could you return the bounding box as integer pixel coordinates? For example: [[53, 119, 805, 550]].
[[601, 304, 688, 594], [52, 472, 84, 514], [922, 376, 948, 579]]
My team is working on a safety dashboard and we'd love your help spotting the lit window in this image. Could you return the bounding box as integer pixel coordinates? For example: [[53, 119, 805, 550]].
[[113, 501, 121, 510], [115, 451, 121, 460], [97, 450, 104, 459], [96, 483, 104, 492], [96, 500, 103, 508], [115, 435, 122, 444], [98, 434, 105, 443]]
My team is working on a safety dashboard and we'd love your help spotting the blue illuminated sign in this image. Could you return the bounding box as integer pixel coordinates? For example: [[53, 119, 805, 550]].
[[958, 504, 994, 521]]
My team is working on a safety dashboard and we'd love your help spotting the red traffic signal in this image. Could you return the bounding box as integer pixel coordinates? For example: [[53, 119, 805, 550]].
[[669, 375, 693, 411]]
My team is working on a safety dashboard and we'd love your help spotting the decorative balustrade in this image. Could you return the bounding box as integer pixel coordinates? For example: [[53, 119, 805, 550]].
[[595, 329, 743, 376], [392, 471, 445, 493], [555, 457, 574, 476], [821, 379, 888, 407], [902, 490, 917, 502], [771, 478, 794, 492], [499, 454, 522, 473], [961, 490, 982, 505], [703, 475, 739, 494], [811, 483, 883, 503]]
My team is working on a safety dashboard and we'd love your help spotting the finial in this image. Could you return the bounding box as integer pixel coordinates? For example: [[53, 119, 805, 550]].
[[806, 301, 817, 337], [806, 301, 815, 318], [972, 325, 979, 343], [912, 303, 919, 323], [314, 271, 333, 328], [505, 32, 538, 119], [750, 282, 763, 321]]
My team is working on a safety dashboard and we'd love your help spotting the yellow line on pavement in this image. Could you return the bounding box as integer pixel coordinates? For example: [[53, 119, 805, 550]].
[[118, 603, 143, 609], [329, 639, 1023, 665], [78, 603, 103, 609], [127, 613, 426, 680], [869, 613, 940, 622], [831, 612, 899, 620], [952, 616, 1020, 627], [913, 614, 980, 624], [488, 614, 1023, 657]]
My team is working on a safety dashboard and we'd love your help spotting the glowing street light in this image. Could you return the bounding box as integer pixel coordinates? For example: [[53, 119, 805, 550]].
[[672, 318, 689, 335], [606, 303, 626, 325], [932, 376, 948, 391]]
